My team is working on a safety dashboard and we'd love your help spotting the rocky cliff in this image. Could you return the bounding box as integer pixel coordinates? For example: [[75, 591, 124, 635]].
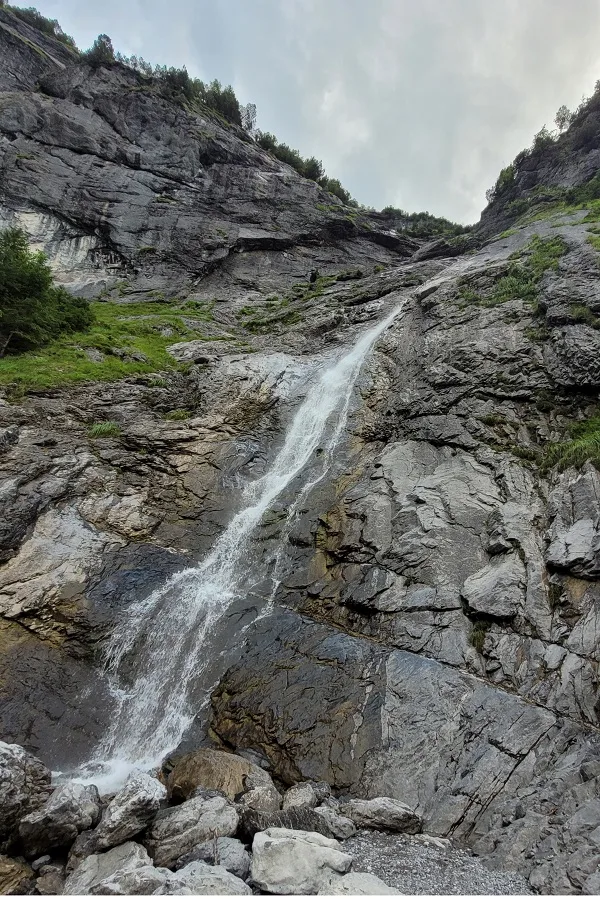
[[2, 7, 600, 894]]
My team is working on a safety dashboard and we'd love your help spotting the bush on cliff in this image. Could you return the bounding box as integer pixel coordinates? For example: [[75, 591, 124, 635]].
[[3, 4, 78, 50], [0, 227, 93, 356]]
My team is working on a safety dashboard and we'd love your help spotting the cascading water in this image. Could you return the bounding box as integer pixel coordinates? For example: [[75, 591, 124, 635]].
[[80, 302, 405, 788]]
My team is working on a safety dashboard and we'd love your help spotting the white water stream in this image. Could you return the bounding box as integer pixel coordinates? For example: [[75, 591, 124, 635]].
[[79, 303, 405, 789]]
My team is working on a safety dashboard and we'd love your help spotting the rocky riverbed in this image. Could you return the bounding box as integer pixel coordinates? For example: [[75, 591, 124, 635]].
[[0, 742, 534, 895]]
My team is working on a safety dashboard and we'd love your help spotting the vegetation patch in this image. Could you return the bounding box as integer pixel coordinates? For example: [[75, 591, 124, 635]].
[[569, 304, 600, 328], [164, 409, 191, 420], [470, 619, 491, 654], [88, 421, 121, 438], [545, 416, 600, 472], [0, 296, 214, 392], [0, 227, 94, 357], [457, 235, 567, 309]]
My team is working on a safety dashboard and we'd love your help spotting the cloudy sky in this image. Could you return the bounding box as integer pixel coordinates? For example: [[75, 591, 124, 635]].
[[19, 0, 600, 223]]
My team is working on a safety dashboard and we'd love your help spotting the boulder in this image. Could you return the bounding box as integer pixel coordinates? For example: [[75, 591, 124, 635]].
[[0, 742, 51, 850], [163, 861, 251, 895], [174, 836, 250, 880], [34, 862, 65, 895], [63, 841, 163, 894], [319, 871, 401, 894], [66, 829, 98, 874], [31, 855, 51, 872], [314, 806, 357, 839], [146, 792, 238, 868], [237, 771, 282, 813], [250, 827, 352, 895], [0, 855, 35, 895], [282, 782, 319, 810], [19, 781, 101, 857], [167, 748, 272, 801], [93, 771, 166, 850], [237, 805, 337, 843], [340, 798, 422, 833]]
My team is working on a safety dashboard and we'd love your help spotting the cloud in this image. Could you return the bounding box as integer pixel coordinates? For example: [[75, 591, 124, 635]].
[[18, 0, 600, 222]]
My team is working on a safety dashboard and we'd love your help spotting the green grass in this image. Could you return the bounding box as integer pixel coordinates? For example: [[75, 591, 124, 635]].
[[164, 409, 191, 420], [0, 300, 215, 392], [88, 421, 121, 438], [524, 326, 550, 342], [569, 304, 600, 328], [470, 620, 490, 654], [587, 234, 600, 251], [544, 416, 600, 471]]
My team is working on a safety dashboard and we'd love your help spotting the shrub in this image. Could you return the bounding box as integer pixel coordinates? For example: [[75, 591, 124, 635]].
[[83, 34, 115, 68], [88, 421, 122, 438], [486, 164, 516, 205], [0, 227, 93, 356]]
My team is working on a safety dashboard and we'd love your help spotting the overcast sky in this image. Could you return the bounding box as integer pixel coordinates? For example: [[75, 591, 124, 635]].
[[18, 0, 600, 223]]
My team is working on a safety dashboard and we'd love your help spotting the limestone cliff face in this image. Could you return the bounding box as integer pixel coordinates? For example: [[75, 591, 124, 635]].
[[2, 9, 600, 893]]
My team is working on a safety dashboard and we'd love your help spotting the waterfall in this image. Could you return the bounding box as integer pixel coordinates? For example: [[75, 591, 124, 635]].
[[80, 302, 405, 789]]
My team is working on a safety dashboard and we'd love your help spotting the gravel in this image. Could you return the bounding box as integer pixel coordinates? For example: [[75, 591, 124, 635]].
[[345, 830, 533, 895]]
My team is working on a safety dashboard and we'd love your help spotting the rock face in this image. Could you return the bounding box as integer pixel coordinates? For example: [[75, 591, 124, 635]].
[[3, 7, 600, 896], [250, 827, 352, 895]]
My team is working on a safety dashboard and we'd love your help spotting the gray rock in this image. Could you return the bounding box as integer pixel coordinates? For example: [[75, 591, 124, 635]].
[[236, 771, 282, 813], [145, 793, 238, 868], [174, 836, 250, 880], [31, 854, 51, 872], [19, 781, 101, 857], [237, 805, 338, 843], [461, 556, 526, 618], [250, 827, 352, 895], [35, 863, 65, 895], [319, 871, 401, 894], [66, 829, 98, 874], [545, 464, 600, 578], [0, 742, 51, 851], [282, 781, 319, 810], [163, 861, 251, 895], [314, 806, 357, 839], [340, 798, 422, 834], [93, 771, 166, 850], [63, 841, 159, 894]]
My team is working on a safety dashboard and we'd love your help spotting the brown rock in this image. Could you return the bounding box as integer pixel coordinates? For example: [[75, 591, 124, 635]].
[[167, 748, 270, 801], [0, 855, 35, 895]]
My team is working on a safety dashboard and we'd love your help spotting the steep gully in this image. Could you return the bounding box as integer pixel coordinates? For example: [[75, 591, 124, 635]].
[[71, 302, 407, 790]]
